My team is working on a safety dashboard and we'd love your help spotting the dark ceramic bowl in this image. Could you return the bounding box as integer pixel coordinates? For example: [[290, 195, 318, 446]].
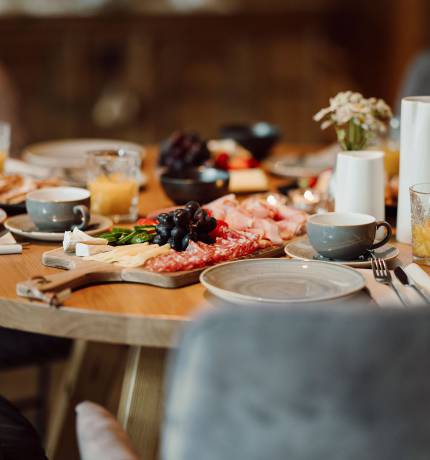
[[220, 122, 281, 160], [160, 167, 230, 205]]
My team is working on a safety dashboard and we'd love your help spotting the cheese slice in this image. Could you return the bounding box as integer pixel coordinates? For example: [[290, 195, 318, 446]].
[[75, 243, 113, 257], [229, 169, 268, 193], [63, 227, 108, 253]]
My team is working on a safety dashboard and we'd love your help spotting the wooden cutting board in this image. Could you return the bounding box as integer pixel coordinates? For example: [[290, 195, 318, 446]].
[[16, 245, 285, 305]]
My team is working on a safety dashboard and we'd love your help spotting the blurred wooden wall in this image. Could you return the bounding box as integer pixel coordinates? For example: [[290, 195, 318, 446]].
[[0, 0, 427, 148]]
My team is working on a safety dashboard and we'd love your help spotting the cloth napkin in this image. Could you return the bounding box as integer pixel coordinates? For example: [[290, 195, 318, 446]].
[[359, 263, 430, 308], [4, 158, 51, 179], [0, 232, 22, 255]]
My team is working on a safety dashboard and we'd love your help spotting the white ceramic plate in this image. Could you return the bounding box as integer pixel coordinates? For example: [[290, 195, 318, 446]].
[[22, 139, 147, 187], [4, 214, 112, 242], [23, 138, 146, 169], [285, 236, 399, 268], [200, 258, 365, 305], [0, 208, 6, 225]]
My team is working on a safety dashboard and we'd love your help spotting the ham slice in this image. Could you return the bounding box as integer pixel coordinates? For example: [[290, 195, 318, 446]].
[[206, 194, 307, 244]]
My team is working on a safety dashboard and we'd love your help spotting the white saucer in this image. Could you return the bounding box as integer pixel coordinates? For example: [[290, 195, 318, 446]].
[[285, 235, 399, 268], [0, 208, 6, 225], [200, 258, 365, 305], [4, 214, 113, 242]]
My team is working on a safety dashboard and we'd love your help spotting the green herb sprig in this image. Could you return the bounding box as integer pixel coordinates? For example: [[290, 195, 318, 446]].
[[99, 226, 156, 246]]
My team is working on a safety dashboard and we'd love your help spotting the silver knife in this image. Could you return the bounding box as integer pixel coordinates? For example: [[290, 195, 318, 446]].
[[394, 266, 430, 304]]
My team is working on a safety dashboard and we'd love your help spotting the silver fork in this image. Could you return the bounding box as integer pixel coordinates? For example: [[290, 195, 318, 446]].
[[371, 258, 408, 307]]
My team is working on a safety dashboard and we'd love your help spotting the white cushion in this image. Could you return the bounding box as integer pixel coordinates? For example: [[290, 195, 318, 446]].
[[76, 401, 139, 460]]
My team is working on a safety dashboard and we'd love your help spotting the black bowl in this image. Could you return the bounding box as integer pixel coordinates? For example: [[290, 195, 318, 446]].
[[160, 167, 230, 205], [220, 122, 281, 160]]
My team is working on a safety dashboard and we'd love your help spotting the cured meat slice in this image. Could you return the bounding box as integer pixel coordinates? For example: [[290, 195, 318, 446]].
[[204, 193, 307, 243], [145, 228, 261, 273]]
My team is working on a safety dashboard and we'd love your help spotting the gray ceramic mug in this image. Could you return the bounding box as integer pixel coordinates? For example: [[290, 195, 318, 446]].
[[307, 212, 392, 260], [26, 187, 91, 232]]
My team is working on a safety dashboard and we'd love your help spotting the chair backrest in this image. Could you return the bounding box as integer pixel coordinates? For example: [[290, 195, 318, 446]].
[[396, 50, 430, 114], [162, 304, 430, 460]]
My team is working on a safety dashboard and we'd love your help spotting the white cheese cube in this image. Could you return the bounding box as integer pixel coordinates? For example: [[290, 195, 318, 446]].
[[75, 243, 113, 258], [63, 228, 109, 253]]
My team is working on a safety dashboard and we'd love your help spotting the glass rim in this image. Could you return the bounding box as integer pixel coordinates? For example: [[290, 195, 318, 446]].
[[410, 183, 430, 195]]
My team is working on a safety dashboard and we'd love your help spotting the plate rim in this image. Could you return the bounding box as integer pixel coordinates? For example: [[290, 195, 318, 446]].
[[200, 258, 366, 304], [264, 156, 329, 178], [285, 235, 399, 267], [4, 213, 113, 241], [22, 138, 146, 168]]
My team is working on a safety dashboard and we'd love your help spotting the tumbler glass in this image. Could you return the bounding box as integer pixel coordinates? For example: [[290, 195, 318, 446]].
[[410, 183, 430, 265], [87, 149, 140, 223]]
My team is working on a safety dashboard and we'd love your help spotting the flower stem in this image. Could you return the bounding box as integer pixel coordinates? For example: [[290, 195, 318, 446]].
[[336, 120, 368, 150]]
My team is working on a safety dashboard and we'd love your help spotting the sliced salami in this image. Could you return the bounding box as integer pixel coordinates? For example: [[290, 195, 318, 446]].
[[145, 228, 264, 273]]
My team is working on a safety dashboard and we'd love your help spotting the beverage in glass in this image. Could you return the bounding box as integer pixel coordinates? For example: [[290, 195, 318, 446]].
[[87, 149, 140, 222], [410, 183, 430, 265]]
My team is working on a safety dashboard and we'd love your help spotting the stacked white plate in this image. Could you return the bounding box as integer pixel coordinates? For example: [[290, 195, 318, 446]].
[[22, 139, 146, 186]]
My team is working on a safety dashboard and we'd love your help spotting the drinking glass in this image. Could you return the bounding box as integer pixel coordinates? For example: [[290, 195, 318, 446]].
[[0, 122, 11, 174], [410, 183, 430, 265], [87, 149, 140, 223]]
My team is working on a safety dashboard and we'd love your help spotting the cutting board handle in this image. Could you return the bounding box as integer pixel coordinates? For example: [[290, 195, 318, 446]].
[[16, 264, 122, 306]]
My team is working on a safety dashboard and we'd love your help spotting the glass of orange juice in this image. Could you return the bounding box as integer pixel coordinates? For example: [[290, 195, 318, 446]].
[[410, 183, 430, 265], [87, 149, 140, 222], [0, 122, 11, 174]]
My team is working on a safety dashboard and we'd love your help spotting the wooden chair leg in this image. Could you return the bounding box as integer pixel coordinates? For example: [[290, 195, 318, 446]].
[[46, 340, 128, 460], [117, 346, 168, 460]]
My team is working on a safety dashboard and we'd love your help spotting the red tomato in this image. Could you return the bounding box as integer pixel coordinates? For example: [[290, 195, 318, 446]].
[[209, 219, 229, 238], [136, 217, 158, 226]]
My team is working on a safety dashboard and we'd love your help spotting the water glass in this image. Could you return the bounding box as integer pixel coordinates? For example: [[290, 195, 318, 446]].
[[410, 183, 430, 265], [87, 149, 140, 223], [0, 122, 11, 173]]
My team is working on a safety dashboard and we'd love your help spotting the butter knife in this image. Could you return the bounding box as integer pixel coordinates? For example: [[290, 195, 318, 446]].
[[394, 266, 430, 304]]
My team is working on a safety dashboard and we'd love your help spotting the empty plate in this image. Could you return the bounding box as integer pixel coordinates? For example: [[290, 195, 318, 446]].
[[285, 236, 399, 268], [4, 214, 112, 242], [264, 144, 338, 178], [23, 138, 145, 169], [22, 138, 146, 187], [200, 258, 365, 305]]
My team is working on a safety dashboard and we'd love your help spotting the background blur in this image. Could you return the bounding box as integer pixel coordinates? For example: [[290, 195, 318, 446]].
[[0, 0, 427, 152]]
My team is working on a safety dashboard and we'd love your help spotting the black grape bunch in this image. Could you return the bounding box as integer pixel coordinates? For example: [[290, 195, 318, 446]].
[[158, 132, 210, 171], [153, 201, 217, 251]]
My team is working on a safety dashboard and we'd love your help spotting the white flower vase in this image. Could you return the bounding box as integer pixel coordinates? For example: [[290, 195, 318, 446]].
[[334, 150, 385, 222]]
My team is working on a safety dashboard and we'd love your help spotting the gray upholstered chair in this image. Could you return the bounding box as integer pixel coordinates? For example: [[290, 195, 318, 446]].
[[391, 50, 430, 140], [396, 50, 430, 114], [162, 304, 430, 460], [76, 304, 430, 460]]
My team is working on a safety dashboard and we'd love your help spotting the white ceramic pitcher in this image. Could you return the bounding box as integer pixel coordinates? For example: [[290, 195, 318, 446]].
[[397, 97, 430, 243]]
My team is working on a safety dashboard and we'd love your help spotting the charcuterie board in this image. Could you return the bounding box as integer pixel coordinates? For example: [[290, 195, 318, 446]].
[[16, 245, 285, 305]]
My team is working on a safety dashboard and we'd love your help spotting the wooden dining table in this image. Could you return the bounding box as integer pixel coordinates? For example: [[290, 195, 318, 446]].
[[0, 144, 422, 460]]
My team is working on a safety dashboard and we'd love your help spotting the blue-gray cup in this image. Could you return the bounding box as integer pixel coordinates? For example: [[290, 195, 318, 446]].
[[307, 212, 392, 260], [26, 187, 91, 232]]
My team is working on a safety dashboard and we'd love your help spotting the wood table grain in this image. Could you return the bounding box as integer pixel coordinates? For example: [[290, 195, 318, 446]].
[[0, 144, 424, 459]]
